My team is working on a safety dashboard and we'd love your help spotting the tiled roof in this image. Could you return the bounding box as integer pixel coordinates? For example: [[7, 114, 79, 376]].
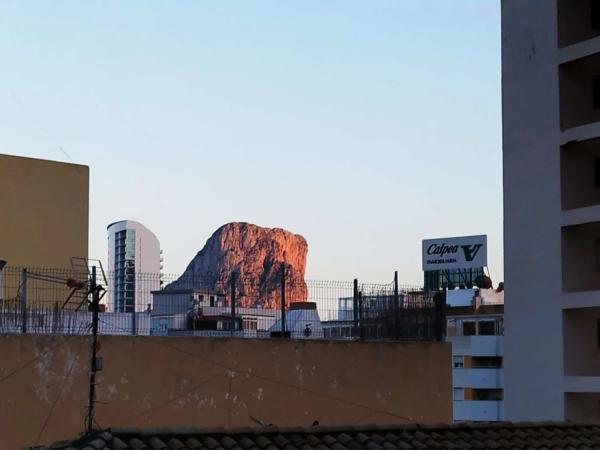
[[38, 422, 600, 450]]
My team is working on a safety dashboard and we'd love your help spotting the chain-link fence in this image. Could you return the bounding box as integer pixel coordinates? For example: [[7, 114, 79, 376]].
[[0, 266, 445, 341]]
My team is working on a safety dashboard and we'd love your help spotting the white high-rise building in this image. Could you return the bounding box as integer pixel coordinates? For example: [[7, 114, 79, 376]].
[[503, 0, 600, 421], [107, 220, 162, 312]]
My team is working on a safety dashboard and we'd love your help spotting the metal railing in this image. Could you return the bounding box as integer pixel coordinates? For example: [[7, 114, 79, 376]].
[[0, 266, 445, 341]]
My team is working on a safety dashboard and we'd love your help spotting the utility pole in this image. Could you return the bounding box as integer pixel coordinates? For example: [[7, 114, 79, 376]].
[[87, 266, 101, 434]]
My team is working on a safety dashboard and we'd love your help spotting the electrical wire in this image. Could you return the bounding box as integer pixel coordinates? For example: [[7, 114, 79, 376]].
[[0, 356, 40, 384], [97, 318, 415, 424], [120, 371, 225, 425]]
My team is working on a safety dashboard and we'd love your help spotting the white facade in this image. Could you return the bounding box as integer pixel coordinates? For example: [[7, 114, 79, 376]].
[[269, 302, 324, 339], [503, 0, 600, 421], [447, 289, 504, 422], [107, 220, 161, 313]]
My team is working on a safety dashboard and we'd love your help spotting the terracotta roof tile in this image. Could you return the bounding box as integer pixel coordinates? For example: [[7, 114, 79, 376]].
[[37, 422, 600, 450]]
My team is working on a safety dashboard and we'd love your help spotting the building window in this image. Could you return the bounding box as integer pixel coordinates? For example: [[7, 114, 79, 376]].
[[594, 77, 600, 109], [478, 321, 496, 336], [472, 356, 503, 368], [463, 321, 476, 336], [597, 319, 600, 348], [447, 319, 457, 337], [593, 0, 600, 29], [210, 295, 215, 307], [453, 388, 464, 401], [472, 389, 503, 401], [243, 317, 258, 330], [453, 356, 464, 368]]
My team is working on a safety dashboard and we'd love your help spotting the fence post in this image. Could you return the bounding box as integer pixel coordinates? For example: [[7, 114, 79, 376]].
[[230, 271, 237, 337], [434, 290, 446, 341], [131, 288, 137, 336], [393, 271, 399, 340], [358, 291, 364, 340], [21, 268, 27, 334], [353, 279, 358, 338], [280, 264, 286, 337]]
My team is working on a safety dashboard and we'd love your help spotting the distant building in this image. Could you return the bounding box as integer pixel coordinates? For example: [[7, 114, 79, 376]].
[[150, 289, 277, 336], [503, 0, 600, 421], [107, 220, 162, 312], [446, 288, 504, 422]]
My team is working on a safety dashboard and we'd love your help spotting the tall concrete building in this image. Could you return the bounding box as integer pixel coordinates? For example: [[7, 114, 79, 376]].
[[503, 0, 600, 421], [107, 220, 161, 312], [0, 154, 89, 269]]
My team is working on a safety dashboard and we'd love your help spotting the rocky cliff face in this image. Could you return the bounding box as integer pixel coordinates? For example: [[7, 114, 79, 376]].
[[169, 222, 308, 308]]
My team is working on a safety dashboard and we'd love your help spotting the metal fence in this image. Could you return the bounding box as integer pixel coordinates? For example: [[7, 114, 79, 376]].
[[0, 266, 445, 341]]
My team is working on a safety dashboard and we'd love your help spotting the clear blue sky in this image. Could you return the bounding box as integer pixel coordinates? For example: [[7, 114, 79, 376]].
[[0, 1, 502, 284]]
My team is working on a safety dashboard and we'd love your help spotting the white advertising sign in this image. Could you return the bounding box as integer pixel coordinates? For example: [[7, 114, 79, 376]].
[[422, 235, 487, 271]]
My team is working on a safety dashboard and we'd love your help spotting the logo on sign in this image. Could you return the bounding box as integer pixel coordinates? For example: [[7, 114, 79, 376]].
[[461, 244, 483, 262]]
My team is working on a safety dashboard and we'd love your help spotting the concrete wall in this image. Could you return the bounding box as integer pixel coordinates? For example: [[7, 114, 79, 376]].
[[502, 0, 566, 420], [0, 154, 89, 269], [0, 335, 451, 449]]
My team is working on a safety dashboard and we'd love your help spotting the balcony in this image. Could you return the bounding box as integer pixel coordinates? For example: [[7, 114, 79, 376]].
[[564, 308, 600, 375], [562, 222, 600, 292], [447, 335, 503, 357], [565, 392, 600, 421], [453, 400, 504, 422], [561, 137, 600, 210], [558, 0, 600, 48], [453, 368, 503, 390], [559, 52, 600, 131], [564, 376, 600, 392]]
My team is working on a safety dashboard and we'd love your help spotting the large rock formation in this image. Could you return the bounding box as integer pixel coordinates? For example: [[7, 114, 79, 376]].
[[169, 222, 308, 308]]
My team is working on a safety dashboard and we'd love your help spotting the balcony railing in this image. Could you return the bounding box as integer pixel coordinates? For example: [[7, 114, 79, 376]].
[[453, 400, 504, 422]]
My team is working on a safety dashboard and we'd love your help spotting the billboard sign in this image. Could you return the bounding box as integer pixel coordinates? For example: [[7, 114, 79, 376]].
[[422, 235, 487, 271]]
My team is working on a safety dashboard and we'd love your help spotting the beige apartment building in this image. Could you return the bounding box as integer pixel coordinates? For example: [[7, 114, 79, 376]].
[[0, 154, 89, 269], [503, 0, 600, 420]]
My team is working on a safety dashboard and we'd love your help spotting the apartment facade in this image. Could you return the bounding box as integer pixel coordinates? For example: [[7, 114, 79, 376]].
[[446, 289, 504, 422], [0, 154, 89, 269], [107, 220, 162, 312], [150, 288, 278, 336], [503, 0, 600, 420]]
